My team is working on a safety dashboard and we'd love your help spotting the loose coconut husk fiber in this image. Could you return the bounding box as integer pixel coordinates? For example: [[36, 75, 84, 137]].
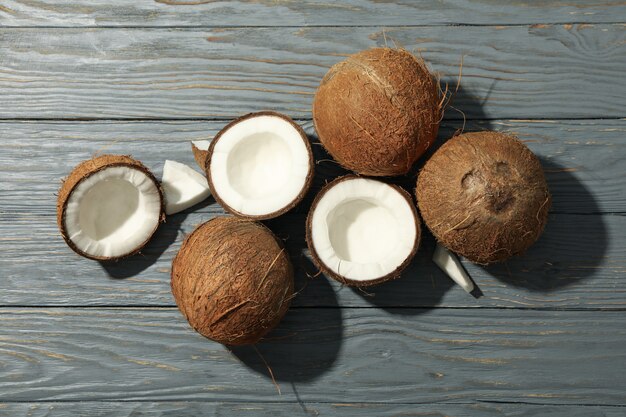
[[171, 217, 294, 345], [56, 154, 165, 261], [416, 131, 551, 264], [313, 47, 441, 176]]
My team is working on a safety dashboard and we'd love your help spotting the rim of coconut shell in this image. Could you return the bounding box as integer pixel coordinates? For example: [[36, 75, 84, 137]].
[[305, 174, 421, 287], [171, 216, 294, 345], [311, 47, 445, 176], [205, 111, 314, 220], [416, 130, 551, 264], [56, 154, 165, 261]]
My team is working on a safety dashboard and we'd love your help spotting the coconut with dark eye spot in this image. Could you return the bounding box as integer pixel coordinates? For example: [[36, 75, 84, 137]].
[[313, 47, 442, 176], [171, 216, 294, 345], [416, 131, 551, 264]]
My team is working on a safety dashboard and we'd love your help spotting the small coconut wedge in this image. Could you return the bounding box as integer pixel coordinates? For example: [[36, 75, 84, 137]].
[[191, 140, 211, 171], [206, 111, 314, 220], [57, 154, 164, 260], [306, 175, 421, 287], [161, 160, 211, 215], [433, 243, 474, 293]]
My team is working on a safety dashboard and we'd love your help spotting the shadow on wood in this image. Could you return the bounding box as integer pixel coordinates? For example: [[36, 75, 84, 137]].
[[483, 157, 608, 291], [99, 198, 213, 279], [230, 259, 343, 382], [348, 232, 455, 314]]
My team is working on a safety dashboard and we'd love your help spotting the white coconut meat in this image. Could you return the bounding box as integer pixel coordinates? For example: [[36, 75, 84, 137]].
[[209, 114, 311, 217], [162, 160, 211, 215], [310, 177, 418, 282], [433, 243, 475, 293], [63, 166, 162, 259]]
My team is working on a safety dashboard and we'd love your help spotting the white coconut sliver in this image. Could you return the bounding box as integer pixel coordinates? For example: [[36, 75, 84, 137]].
[[310, 178, 417, 282], [191, 140, 211, 151], [209, 115, 310, 216], [162, 160, 211, 215], [64, 166, 162, 259], [433, 243, 475, 293]]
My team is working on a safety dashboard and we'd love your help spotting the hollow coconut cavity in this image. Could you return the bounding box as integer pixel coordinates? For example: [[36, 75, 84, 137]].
[[313, 47, 442, 176], [306, 176, 421, 286], [171, 217, 294, 345], [57, 155, 164, 260], [416, 131, 551, 264], [206, 111, 314, 220]]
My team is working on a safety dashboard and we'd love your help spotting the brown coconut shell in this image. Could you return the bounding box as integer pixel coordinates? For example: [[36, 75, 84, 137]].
[[171, 216, 294, 345], [56, 154, 165, 261], [305, 175, 422, 287], [205, 111, 314, 220], [313, 47, 441, 176], [416, 131, 551, 264], [191, 142, 209, 172]]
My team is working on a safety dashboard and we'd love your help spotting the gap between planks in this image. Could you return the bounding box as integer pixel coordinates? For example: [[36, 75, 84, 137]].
[[3, 22, 626, 29], [1, 306, 625, 311], [0, 117, 624, 123], [0, 399, 624, 407]]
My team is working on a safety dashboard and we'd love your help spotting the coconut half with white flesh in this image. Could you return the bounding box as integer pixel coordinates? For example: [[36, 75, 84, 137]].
[[206, 111, 314, 220], [161, 160, 211, 215], [191, 140, 211, 171], [57, 155, 164, 261], [306, 176, 421, 287]]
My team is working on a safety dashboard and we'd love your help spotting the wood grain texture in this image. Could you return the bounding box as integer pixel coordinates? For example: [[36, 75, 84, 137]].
[[2, 119, 623, 214], [0, 25, 624, 120], [1, 402, 624, 417], [0, 308, 624, 404], [2, 0, 625, 27], [0, 119, 624, 308]]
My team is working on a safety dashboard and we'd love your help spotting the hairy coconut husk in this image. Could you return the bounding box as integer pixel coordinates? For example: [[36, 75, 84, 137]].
[[313, 47, 441, 176], [56, 154, 165, 261], [416, 131, 551, 264], [171, 217, 294, 345], [205, 111, 314, 220], [306, 175, 421, 287], [191, 142, 209, 172]]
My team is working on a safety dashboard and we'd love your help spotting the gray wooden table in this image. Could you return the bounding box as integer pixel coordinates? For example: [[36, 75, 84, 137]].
[[1, 1, 625, 416]]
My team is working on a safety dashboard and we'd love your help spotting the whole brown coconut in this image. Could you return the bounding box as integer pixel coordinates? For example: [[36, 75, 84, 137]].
[[416, 131, 551, 264], [313, 47, 441, 176], [171, 217, 294, 345]]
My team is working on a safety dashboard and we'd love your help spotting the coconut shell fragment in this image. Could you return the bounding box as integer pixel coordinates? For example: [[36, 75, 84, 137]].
[[191, 140, 211, 172], [313, 47, 441, 176], [416, 131, 551, 264], [171, 217, 294, 345], [57, 154, 164, 261]]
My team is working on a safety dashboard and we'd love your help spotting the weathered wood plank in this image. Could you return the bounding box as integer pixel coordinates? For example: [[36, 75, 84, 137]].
[[1, 119, 623, 214], [1, 401, 623, 417], [0, 25, 623, 120], [1, 212, 623, 308], [2, 0, 625, 27], [1, 119, 624, 308], [0, 308, 624, 404]]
